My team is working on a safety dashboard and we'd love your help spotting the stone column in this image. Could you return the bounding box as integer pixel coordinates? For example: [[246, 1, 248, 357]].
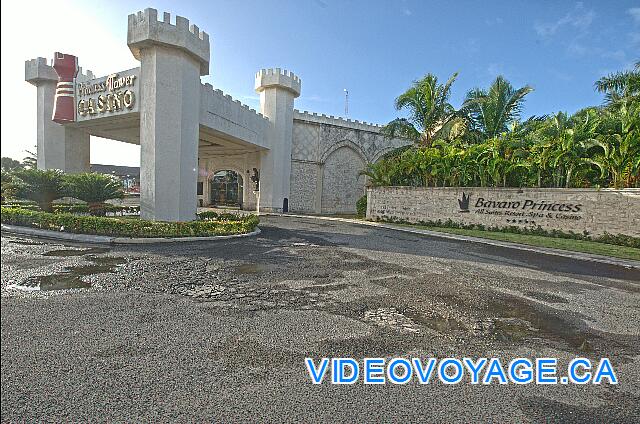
[[25, 58, 90, 173], [255, 69, 301, 213], [128, 8, 210, 221]]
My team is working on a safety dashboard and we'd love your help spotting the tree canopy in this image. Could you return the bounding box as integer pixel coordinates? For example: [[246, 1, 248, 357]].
[[372, 64, 639, 189]]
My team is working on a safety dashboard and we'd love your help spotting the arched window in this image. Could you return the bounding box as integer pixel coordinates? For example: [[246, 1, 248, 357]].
[[210, 170, 243, 208]]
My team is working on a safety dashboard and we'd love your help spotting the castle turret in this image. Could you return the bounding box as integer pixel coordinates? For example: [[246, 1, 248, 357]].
[[128, 8, 209, 221], [25, 57, 90, 173], [255, 68, 301, 212]]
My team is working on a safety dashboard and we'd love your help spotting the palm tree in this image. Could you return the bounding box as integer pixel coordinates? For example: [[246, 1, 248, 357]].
[[13, 169, 65, 212], [546, 111, 600, 188], [22, 150, 37, 169], [360, 161, 397, 187], [64, 173, 124, 215], [595, 61, 639, 109], [588, 106, 640, 188], [382, 72, 459, 146], [463, 76, 533, 139], [589, 134, 639, 188]]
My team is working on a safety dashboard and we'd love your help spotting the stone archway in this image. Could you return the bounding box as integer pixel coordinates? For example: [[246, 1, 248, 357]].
[[321, 146, 366, 214]]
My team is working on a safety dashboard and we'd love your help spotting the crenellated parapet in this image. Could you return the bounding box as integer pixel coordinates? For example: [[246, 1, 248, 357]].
[[127, 8, 210, 75], [203, 83, 267, 120], [255, 68, 301, 97], [293, 109, 384, 132], [25, 57, 57, 84], [25, 57, 95, 85], [76, 66, 95, 82], [200, 83, 270, 149]]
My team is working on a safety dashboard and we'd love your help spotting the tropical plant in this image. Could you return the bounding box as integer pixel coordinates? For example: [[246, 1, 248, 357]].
[[595, 61, 640, 109], [1, 170, 18, 202], [382, 72, 459, 146], [463, 76, 533, 139], [360, 160, 400, 187], [63, 173, 124, 215], [12, 169, 65, 212], [366, 64, 639, 190], [22, 150, 37, 169], [1, 207, 259, 237], [1, 157, 23, 171]]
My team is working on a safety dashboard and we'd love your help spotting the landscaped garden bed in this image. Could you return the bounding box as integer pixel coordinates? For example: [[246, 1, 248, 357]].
[[1, 207, 259, 238], [1, 169, 259, 238], [386, 221, 640, 261]]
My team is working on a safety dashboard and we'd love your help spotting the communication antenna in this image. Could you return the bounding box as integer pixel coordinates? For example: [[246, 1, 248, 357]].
[[343, 88, 349, 117]]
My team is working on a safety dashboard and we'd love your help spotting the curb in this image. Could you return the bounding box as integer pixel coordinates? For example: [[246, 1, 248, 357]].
[[0, 224, 261, 244], [260, 213, 640, 270]]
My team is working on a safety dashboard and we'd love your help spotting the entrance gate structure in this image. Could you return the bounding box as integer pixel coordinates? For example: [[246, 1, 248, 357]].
[[25, 8, 300, 221], [26, 8, 412, 220]]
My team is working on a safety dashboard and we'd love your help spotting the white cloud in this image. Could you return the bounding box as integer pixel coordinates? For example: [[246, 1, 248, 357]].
[[1, 0, 140, 165], [534, 2, 595, 38]]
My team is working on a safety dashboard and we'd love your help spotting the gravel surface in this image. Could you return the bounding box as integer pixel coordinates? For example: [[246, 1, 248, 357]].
[[2, 216, 639, 422]]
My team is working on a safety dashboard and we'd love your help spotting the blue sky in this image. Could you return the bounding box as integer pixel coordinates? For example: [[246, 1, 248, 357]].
[[1, 0, 638, 165], [179, 0, 639, 119]]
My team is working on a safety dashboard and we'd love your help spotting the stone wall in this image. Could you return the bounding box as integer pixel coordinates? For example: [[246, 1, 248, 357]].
[[290, 111, 410, 214], [367, 186, 640, 237], [290, 160, 320, 213], [321, 146, 366, 214]]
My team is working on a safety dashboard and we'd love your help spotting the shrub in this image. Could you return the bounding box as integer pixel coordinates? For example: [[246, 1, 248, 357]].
[[372, 216, 640, 248], [196, 210, 244, 221], [1, 207, 259, 238], [1, 170, 18, 202], [12, 169, 65, 212], [63, 173, 124, 216], [356, 195, 367, 217], [53, 204, 90, 214]]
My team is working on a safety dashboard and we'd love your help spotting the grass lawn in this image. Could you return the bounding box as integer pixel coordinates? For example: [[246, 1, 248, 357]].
[[391, 223, 640, 261]]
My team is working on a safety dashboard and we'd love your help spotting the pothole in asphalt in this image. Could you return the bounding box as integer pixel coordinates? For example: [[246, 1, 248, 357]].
[[42, 247, 110, 257], [291, 242, 319, 247], [418, 314, 462, 333], [8, 256, 126, 292], [363, 307, 420, 333], [9, 239, 44, 246], [234, 263, 277, 274], [487, 296, 594, 351], [523, 291, 569, 304], [307, 283, 351, 292]]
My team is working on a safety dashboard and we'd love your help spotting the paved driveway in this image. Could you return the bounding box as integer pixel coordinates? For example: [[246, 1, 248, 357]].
[[2, 216, 639, 422]]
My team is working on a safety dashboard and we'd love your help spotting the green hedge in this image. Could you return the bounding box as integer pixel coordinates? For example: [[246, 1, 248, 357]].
[[372, 217, 640, 248], [196, 210, 246, 221], [1, 207, 259, 238], [1, 202, 140, 215]]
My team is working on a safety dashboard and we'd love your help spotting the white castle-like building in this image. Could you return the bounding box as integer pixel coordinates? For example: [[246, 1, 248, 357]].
[[25, 8, 409, 221]]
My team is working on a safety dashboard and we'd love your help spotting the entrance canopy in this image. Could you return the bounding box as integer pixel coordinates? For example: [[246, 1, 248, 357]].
[[26, 8, 301, 220], [68, 74, 270, 156]]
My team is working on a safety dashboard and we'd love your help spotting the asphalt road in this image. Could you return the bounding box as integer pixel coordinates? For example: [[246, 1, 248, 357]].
[[2, 216, 639, 423]]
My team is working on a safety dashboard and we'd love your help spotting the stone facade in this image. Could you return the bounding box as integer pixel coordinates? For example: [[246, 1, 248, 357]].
[[26, 7, 410, 219], [197, 153, 260, 211], [25, 57, 92, 173], [367, 186, 640, 237], [289, 112, 410, 214]]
